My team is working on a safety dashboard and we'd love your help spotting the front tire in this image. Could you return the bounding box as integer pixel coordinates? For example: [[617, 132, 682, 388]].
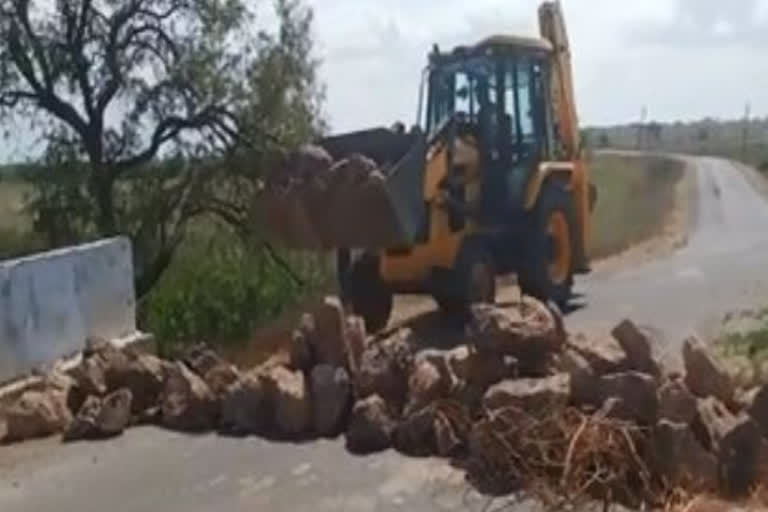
[[518, 181, 576, 309], [339, 252, 393, 334]]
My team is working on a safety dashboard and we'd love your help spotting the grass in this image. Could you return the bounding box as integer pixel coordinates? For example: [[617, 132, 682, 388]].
[[588, 153, 684, 259], [0, 178, 43, 259]]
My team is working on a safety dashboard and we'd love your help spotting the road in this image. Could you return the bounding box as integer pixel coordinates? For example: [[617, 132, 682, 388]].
[[1, 156, 768, 512]]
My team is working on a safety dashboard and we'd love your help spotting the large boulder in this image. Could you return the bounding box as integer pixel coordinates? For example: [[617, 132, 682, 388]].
[[288, 316, 315, 372], [554, 348, 598, 405], [262, 366, 311, 437], [219, 371, 266, 436], [64, 388, 133, 441], [393, 405, 436, 457], [692, 396, 762, 497], [598, 372, 658, 425], [160, 362, 218, 432], [106, 352, 170, 416], [345, 394, 396, 454], [569, 332, 629, 376], [433, 400, 472, 458], [304, 296, 348, 367], [742, 385, 768, 438], [69, 356, 108, 398], [652, 420, 717, 493], [483, 374, 570, 416], [182, 346, 241, 396], [2, 388, 72, 443], [310, 365, 352, 436], [394, 399, 472, 458], [610, 319, 661, 377], [406, 359, 450, 413], [658, 378, 698, 424], [343, 316, 368, 376], [355, 328, 414, 409], [683, 336, 734, 405], [466, 300, 564, 363]]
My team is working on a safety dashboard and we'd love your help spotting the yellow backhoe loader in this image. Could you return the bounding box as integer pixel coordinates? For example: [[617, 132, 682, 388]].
[[260, 1, 597, 332]]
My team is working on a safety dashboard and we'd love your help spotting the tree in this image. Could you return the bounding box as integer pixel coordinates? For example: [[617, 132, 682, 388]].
[[0, 0, 323, 295]]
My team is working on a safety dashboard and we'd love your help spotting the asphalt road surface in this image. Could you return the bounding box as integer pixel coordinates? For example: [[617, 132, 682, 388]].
[[2, 156, 768, 512]]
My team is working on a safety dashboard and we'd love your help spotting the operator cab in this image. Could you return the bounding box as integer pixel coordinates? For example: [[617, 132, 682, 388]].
[[419, 35, 557, 222]]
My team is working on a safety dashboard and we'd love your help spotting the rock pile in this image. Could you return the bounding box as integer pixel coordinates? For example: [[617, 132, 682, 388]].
[[259, 145, 404, 249], [4, 296, 768, 509]]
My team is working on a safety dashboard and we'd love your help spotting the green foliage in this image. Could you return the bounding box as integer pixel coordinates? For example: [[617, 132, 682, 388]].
[[140, 222, 332, 355], [0, 0, 329, 350], [0, 0, 325, 298], [719, 328, 768, 360]]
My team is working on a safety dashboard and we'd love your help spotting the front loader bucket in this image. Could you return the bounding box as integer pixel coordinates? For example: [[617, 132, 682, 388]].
[[258, 127, 428, 251]]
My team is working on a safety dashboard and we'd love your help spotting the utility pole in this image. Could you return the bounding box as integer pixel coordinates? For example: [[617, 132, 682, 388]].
[[636, 105, 648, 150], [742, 101, 751, 162]]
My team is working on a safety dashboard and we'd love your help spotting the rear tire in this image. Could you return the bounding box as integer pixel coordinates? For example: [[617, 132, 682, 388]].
[[339, 252, 393, 334], [518, 181, 576, 309], [433, 240, 496, 317]]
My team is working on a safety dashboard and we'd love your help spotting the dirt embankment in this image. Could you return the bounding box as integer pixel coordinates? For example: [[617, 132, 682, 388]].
[[588, 152, 692, 275]]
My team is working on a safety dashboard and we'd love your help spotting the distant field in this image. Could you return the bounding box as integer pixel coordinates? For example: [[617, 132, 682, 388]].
[[588, 153, 684, 259]]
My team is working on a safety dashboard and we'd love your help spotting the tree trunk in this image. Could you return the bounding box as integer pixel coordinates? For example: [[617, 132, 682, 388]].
[[89, 163, 117, 236]]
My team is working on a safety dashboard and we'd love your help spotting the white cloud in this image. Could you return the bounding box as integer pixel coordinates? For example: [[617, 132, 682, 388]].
[[309, 0, 768, 132], [3, 0, 768, 162]]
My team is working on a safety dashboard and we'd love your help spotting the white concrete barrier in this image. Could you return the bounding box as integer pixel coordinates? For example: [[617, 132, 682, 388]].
[[0, 237, 139, 383]]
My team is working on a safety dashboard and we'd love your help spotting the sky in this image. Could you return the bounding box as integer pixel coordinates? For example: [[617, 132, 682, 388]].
[[2, 0, 768, 162], [308, 0, 768, 133]]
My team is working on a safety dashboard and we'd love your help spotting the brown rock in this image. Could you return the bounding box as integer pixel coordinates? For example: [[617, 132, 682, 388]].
[[219, 371, 266, 435], [63, 395, 102, 441], [180, 345, 242, 397], [343, 316, 367, 376], [466, 300, 564, 361], [569, 332, 629, 375], [406, 359, 449, 413], [743, 385, 768, 438], [483, 374, 570, 415], [160, 362, 218, 432], [659, 379, 698, 424], [683, 336, 734, 405], [96, 388, 133, 437], [305, 296, 347, 367], [433, 400, 472, 458], [288, 319, 314, 371], [653, 419, 718, 493], [3, 388, 72, 443], [69, 356, 108, 397], [611, 319, 661, 376], [182, 345, 223, 376], [555, 348, 598, 405], [203, 363, 242, 397], [434, 412, 463, 457], [345, 394, 396, 454], [310, 365, 352, 436], [394, 405, 436, 456], [461, 349, 518, 390], [598, 372, 658, 425], [262, 366, 311, 436], [355, 328, 414, 408], [693, 396, 762, 497], [275, 144, 333, 188], [107, 352, 169, 416]]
